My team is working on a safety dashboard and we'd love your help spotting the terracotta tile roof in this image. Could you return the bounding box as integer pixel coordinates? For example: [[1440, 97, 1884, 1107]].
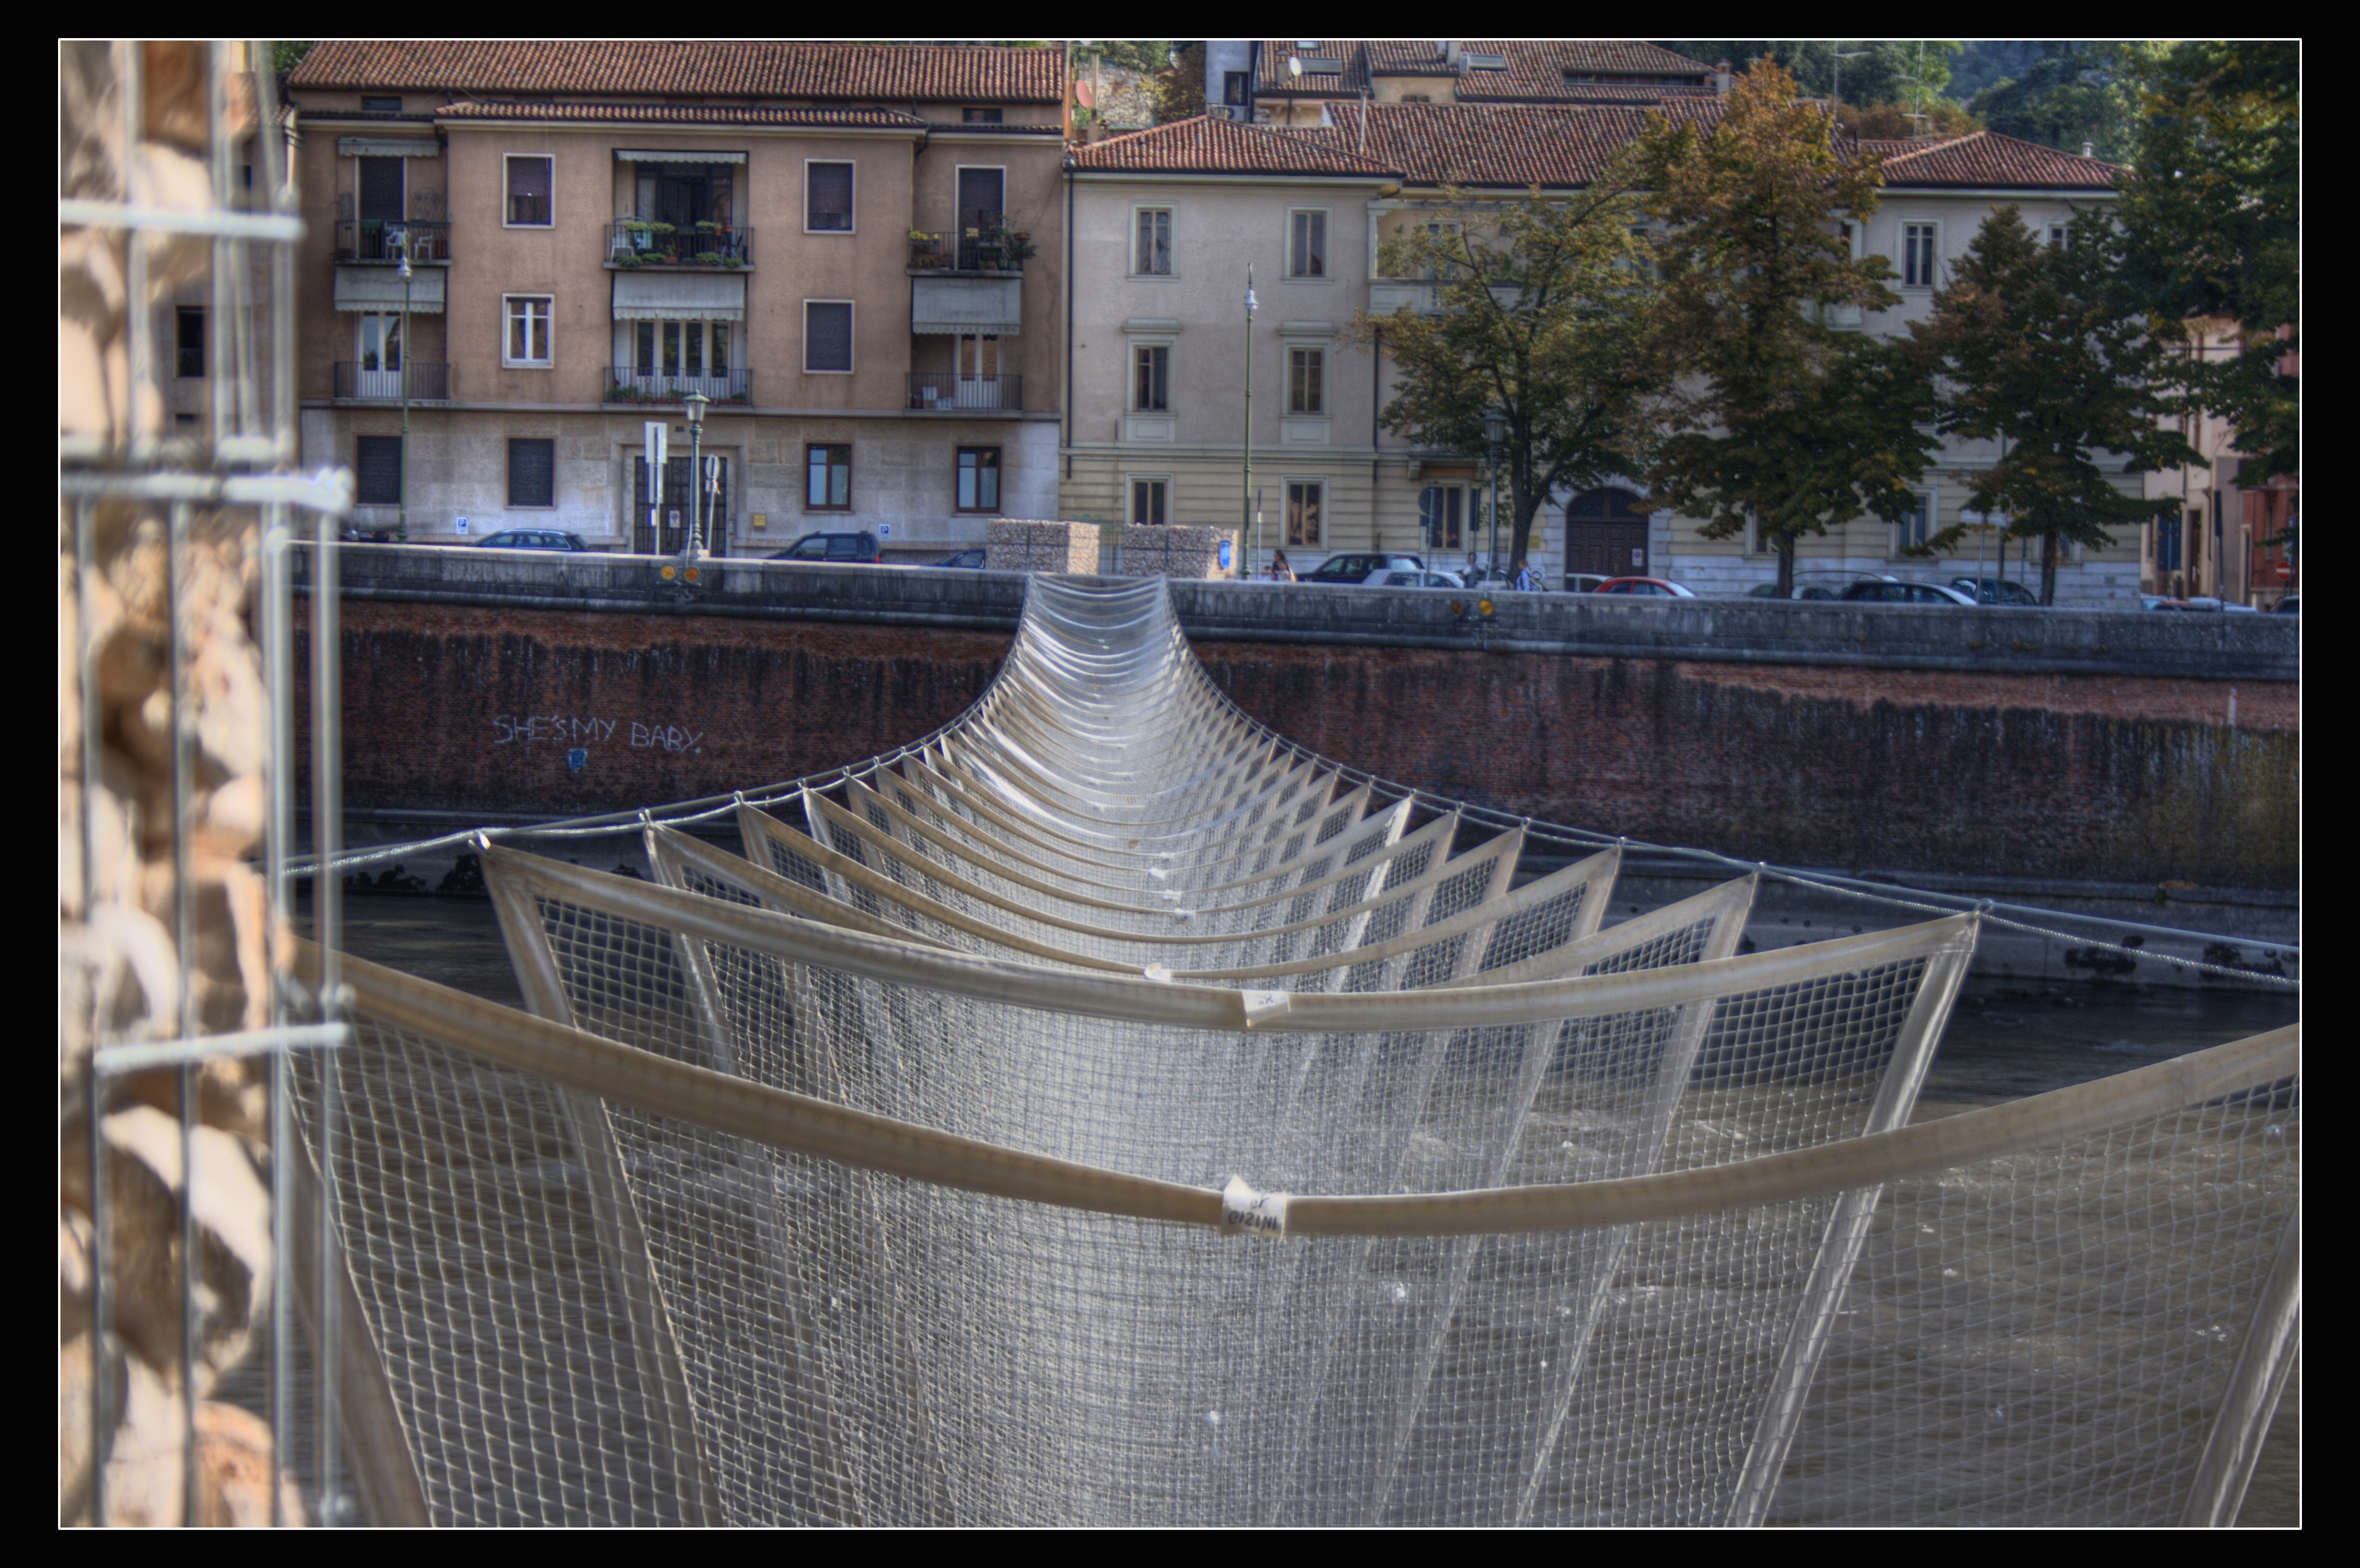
[[1259, 40, 1713, 99], [289, 40, 1063, 103], [1859, 131, 2121, 190], [1068, 115, 1398, 177], [437, 100, 924, 129], [1363, 100, 1722, 187]]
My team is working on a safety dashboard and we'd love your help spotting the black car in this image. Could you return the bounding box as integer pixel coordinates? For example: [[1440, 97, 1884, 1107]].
[[478, 528, 592, 551], [1950, 575, 2041, 606], [1839, 579, 1976, 605], [768, 530, 883, 564], [933, 548, 987, 569]]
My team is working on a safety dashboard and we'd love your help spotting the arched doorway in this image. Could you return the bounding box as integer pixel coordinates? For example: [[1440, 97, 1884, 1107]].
[[1564, 487, 1650, 578]]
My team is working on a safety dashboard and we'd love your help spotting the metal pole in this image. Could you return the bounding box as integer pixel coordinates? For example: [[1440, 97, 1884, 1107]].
[[688, 417, 702, 564], [1487, 435, 1500, 580], [397, 260, 411, 542], [1243, 264, 1256, 575]]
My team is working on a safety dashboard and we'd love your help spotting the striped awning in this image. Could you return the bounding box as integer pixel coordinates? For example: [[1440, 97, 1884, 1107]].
[[611, 270, 745, 322], [618, 149, 745, 164], [333, 265, 446, 313]]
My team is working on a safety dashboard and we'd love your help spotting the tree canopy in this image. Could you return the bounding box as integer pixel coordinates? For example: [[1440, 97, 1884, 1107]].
[[1657, 40, 1959, 109], [1911, 208, 2198, 602], [2117, 40, 2300, 481], [1970, 42, 2164, 161], [1635, 59, 1934, 595], [1356, 175, 1667, 575]]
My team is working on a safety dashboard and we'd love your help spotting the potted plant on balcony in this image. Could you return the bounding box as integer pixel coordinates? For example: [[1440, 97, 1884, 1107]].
[[908, 228, 944, 268]]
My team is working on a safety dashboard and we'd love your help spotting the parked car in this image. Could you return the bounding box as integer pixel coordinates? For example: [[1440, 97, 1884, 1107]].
[[1462, 565, 1552, 591], [1300, 551, 1426, 585], [1377, 569, 1464, 588], [1743, 580, 1844, 600], [1594, 576, 1697, 598], [341, 524, 397, 543], [933, 548, 987, 569], [768, 530, 883, 564], [478, 528, 592, 551], [1950, 576, 2040, 606], [2274, 594, 2299, 614], [1840, 579, 1977, 605], [1560, 573, 1610, 594]]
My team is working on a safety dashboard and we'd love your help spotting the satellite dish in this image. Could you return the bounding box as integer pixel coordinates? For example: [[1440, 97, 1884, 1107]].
[[1288, 56, 1303, 79], [1075, 79, 1095, 108]]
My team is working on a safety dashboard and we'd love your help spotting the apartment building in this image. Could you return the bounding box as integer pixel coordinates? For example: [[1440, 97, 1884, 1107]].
[[287, 41, 1065, 557], [1076, 42, 2143, 603]]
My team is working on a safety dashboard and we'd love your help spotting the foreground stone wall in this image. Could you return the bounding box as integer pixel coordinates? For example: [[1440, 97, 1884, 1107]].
[[301, 597, 2298, 889]]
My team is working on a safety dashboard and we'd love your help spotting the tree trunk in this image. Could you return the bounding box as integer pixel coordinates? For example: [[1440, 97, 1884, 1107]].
[[2040, 531, 2060, 605], [1777, 534, 1795, 597], [1508, 491, 1545, 575]]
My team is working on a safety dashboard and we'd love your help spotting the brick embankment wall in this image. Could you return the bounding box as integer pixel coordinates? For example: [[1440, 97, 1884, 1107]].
[[1193, 645, 2299, 890], [303, 600, 2298, 889], [298, 602, 1007, 815]]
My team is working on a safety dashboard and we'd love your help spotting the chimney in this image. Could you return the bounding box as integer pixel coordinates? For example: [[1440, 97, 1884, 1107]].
[[1713, 59, 1734, 96], [2081, 140, 2096, 158]]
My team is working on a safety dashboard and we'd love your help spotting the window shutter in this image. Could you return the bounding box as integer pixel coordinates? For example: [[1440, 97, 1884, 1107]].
[[806, 302, 853, 372], [356, 436, 403, 506], [507, 157, 551, 224], [508, 438, 556, 508], [808, 163, 852, 230]]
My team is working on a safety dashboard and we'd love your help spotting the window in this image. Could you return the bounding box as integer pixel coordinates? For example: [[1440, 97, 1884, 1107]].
[[1130, 477, 1169, 526], [355, 436, 403, 505], [956, 447, 1001, 511], [1419, 486, 1463, 549], [1902, 222, 1939, 288], [1893, 492, 1934, 554], [1133, 344, 1170, 410], [358, 312, 402, 372], [1288, 346, 1324, 414], [1749, 513, 1772, 554], [806, 444, 852, 510], [507, 438, 556, 508], [1222, 71, 1250, 106], [505, 155, 552, 227], [806, 161, 853, 232], [1285, 480, 1323, 547], [1418, 221, 1460, 280], [1289, 209, 1328, 278], [962, 107, 1003, 124], [805, 301, 854, 373], [1135, 208, 1172, 275], [2047, 221, 2070, 248], [175, 306, 205, 378], [361, 95, 402, 112], [2154, 514, 2184, 572], [505, 295, 552, 366]]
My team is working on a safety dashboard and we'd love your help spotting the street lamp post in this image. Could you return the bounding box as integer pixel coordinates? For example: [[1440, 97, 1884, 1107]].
[[1482, 407, 1508, 582], [682, 392, 710, 565], [392, 228, 413, 541], [1242, 264, 1256, 576]]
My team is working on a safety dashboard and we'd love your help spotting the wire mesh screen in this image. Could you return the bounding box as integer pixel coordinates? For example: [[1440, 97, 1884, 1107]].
[[288, 577, 2294, 1526]]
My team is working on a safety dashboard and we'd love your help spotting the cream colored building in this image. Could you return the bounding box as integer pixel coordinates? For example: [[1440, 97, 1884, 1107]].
[[1068, 42, 2149, 603]]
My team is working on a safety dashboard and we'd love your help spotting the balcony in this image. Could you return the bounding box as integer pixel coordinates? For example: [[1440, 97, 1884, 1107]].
[[606, 367, 751, 406], [334, 218, 452, 264], [906, 373, 1023, 413], [604, 221, 751, 270], [334, 361, 450, 401], [907, 221, 1032, 276]]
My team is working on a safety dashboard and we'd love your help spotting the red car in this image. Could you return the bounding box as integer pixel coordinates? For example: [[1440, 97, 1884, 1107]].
[[1593, 576, 1696, 598]]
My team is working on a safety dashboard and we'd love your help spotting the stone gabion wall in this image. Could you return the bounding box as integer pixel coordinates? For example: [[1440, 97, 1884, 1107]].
[[60, 40, 297, 1526]]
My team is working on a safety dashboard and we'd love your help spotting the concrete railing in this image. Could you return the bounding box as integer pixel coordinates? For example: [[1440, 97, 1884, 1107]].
[[296, 543, 2299, 682]]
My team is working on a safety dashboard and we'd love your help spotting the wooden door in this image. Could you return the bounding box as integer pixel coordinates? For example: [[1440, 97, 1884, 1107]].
[[1564, 488, 1650, 577]]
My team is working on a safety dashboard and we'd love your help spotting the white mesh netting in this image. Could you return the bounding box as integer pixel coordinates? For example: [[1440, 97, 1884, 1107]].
[[294, 577, 2297, 1525]]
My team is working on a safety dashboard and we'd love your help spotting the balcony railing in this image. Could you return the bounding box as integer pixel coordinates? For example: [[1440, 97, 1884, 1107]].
[[906, 373, 1023, 412], [907, 218, 1033, 274], [334, 361, 450, 401], [605, 221, 751, 269], [606, 367, 751, 405], [334, 218, 452, 264]]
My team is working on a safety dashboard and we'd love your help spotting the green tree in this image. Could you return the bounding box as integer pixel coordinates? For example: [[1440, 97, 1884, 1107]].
[[1912, 208, 2198, 603], [1635, 59, 1936, 596], [1355, 177, 1667, 575], [1971, 42, 2164, 161], [1150, 42, 1206, 123], [2118, 40, 2299, 481], [270, 40, 314, 74], [1658, 40, 1957, 108], [1084, 40, 1172, 74]]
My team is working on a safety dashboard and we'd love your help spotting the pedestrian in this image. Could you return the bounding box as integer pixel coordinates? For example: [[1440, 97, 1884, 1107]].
[[1462, 551, 1480, 586], [1269, 549, 1296, 583], [1514, 560, 1537, 593]]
